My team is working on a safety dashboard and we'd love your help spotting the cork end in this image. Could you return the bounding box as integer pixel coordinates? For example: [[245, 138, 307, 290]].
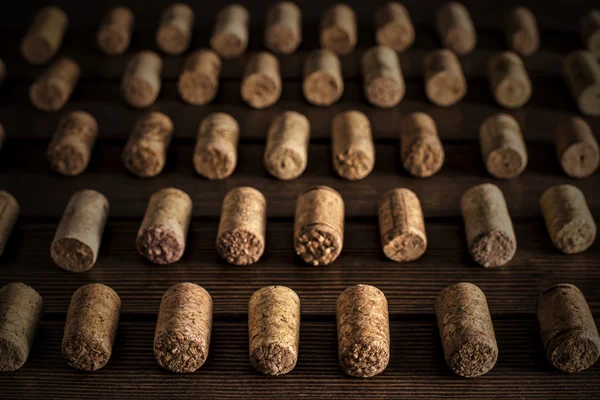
[[194, 145, 236, 180], [494, 76, 532, 109], [510, 31, 538, 57], [486, 147, 527, 179], [265, 25, 300, 54], [21, 36, 53, 65], [216, 229, 264, 265], [425, 71, 466, 107], [30, 80, 68, 112], [340, 341, 389, 378], [0, 337, 28, 372], [448, 341, 498, 377], [62, 334, 111, 371], [137, 225, 185, 264], [546, 329, 600, 373], [241, 74, 281, 109], [470, 229, 516, 267], [157, 26, 190, 56], [250, 342, 297, 375], [47, 145, 88, 177], [154, 332, 209, 373], [443, 27, 476, 56], [295, 226, 342, 266], [178, 73, 218, 105], [365, 75, 404, 108], [578, 85, 600, 116], [334, 150, 373, 180], [403, 137, 445, 178], [303, 71, 343, 106], [321, 27, 355, 56], [561, 142, 599, 179], [122, 78, 158, 108], [376, 23, 415, 53], [553, 218, 597, 254], [123, 145, 164, 178], [383, 229, 427, 262], [97, 29, 129, 56], [265, 147, 305, 180], [51, 238, 95, 272], [210, 33, 245, 59]]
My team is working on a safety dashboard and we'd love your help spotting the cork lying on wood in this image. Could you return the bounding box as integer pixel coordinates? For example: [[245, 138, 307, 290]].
[[264, 111, 310, 180], [400, 112, 445, 178], [121, 51, 162, 108], [563, 50, 600, 116], [361, 45, 405, 108], [479, 113, 528, 179], [320, 4, 357, 56], [303, 49, 344, 106], [580, 10, 600, 57], [30, 57, 80, 112], [210, 4, 250, 59], [156, 4, 194, 56], [488, 51, 532, 109], [374, 2, 415, 53], [97, 7, 134, 56], [47, 111, 98, 176], [194, 113, 239, 180], [505, 7, 539, 56], [332, 110, 375, 181], [21, 6, 68, 65], [0, 191, 19, 258], [435, 2, 477, 56], [241, 52, 282, 109], [264, 2, 302, 54], [423, 49, 466, 107], [178, 49, 221, 105], [556, 117, 599, 179]]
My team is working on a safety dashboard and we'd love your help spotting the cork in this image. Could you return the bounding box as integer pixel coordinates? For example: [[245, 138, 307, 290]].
[[0, 58, 5, 86], [0, 283, 43, 372], [564, 50, 600, 116], [423, 49, 467, 107], [50, 190, 110, 273], [0, 191, 19, 258], [400, 112, 445, 178], [248, 286, 300, 375], [210, 4, 250, 59], [121, 51, 163, 108], [303, 49, 344, 106], [178, 49, 221, 105], [47, 111, 98, 177], [216, 187, 267, 266], [21, 6, 68, 65], [537, 284, 600, 373], [320, 4, 357, 56], [241, 52, 282, 109], [505, 7, 539, 57], [264, 2, 302, 54], [157, 4, 195, 56], [264, 111, 310, 180], [154, 283, 213, 373], [374, 2, 415, 53], [294, 186, 344, 266], [97, 7, 134, 56], [581, 10, 600, 57], [332, 110, 375, 181], [62, 284, 120, 371], [540, 185, 596, 254], [435, 283, 498, 377], [122, 112, 174, 178], [337, 284, 390, 378], [460, 184, 517, 267], [479, 113, 528, 179], [488, 51, 532, 109], [137, 188, 193, 264], [435, 2, 477, 56], [361, 45, 405, 108], [556, 117, 599, 179], [30, 57, 80, 112], [193, 113, 239, 180]]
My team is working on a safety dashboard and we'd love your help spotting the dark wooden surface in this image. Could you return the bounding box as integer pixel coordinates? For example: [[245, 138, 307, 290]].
[[0, 1, 599, 399]]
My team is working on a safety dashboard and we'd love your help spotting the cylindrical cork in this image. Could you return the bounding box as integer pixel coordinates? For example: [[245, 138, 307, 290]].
[[540, 185, 596, 254], [332, 110, 375, 181], [21, 6, 68, 65], [479, 113, 528, 179], [0, 191, 19, 258], [505, 7, 539, 57], [156, 3, 195, 56], [216, 187, 267, 266], [264, 2, 302, 55], [47, 111, 98, 177], [320, 4, 357, 56], [436, 282, 498, 377], [564, 50, 600, 116], [178, 49, 221, 105], [460, 183, 517, 267], [122, 112, 174, 178], [423, 49, 467, 107], [374, 2, 415, 53], [537, 284, 600, 373], [488, 51, 532, 108], [241, 52, 282, 109], [294, 186, 344, 266], [154, 283, 213, 373], [361, 45, 405, 108], [435, 2, 477, 56], [248, 286, 300, 375], [62, 284, 120, 371], [194, 113, 239, 180], [581, 10, 600, 57], [400, 112, 445, 178], [29, 57, 80, 112], [556, 117, 599, 179], [137, 188, 193, 264], [121, 51, 162, 108], [303, 49, 344, 107], [0, 283, 43, 372], [210, 4, 250, 59], [337, 284, 390, 378], [264, 111, 310, 180], [97, 7, 134, 56]]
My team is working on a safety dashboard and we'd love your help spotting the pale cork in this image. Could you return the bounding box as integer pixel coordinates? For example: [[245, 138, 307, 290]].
[[374, 2, 415, 53], [156, 3, 195, 56], [194, 112, 239, 180], [97, 7, 134, 56], [320, 4, 357, 56], [361, 45, 405, 108], [121, 51, 162, 108], [564, 50, 600, 116], [479, 113, 528, 179], [178, 49, 221, 105], [505, 7, 539, 56], [332, 110, 375, 181], [556, 117, 599, 179], [210, 4, 250, 59], [423, 49, 467, 106], [581, 10, 600, 57], [241, 52, 282, 109], [303, 49, 344, 106], [435, 2, 477, 55], [264, 2, 302, 54], [21, 6, 68, 65], [0, 191, 19, 258], [400, 112, 445, 178], [47, 111, 98, 176], [30, 57, 80, 112], [488, 51, 532, 108], [264, 111, 310, 180]]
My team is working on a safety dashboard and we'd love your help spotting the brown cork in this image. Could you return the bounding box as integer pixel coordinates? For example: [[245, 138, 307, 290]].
[[178, 49, 221, 105], [137, 188, 193, 264], [461, 183, 517, 267], [50, 190, 109, 273], [435, 282, 498, 377], [122, 112, 174, 178], [400, 112, 445, 178], [216, 187, 267, 266], [264, 2, 302, 55], [156, 4, 195, 56], [210, 4, 250, 59], [0, 58, 5, 86], [435, 2, 477, 56], [488, 51, 532, 109], [248, 286, 300, 375], [47, 111, 98, 176], [30, 57, 80, 112], [0, 283, 43, 372], [121, 51, 162, 108], [556, 117, 599, 179], [479, 113, 528, 179], [62, 284, 120, 371], [154, 283, 213, 373], [241, 52, 282, 109], [0, 191, 19, 258], [540, 185, 596, 254], [320, 4, 357, 56], [374, 2, 415, 53], [96, 7, 134, 56], [537, 284, 600, 373], [361, 45, 405, 108], [505, 7, 539, 57], [423, 49, 467, 107], [581, 10, 600, 57], [21, 6, 68, 65], [337, 284, 390, 378], [193, 113, 239, 180], [332, 110, 375, 181], [264, 111, 310, 180], [564, 50, 600, 117], [294, 186, 344, 266], [303, 49, 344, 106]]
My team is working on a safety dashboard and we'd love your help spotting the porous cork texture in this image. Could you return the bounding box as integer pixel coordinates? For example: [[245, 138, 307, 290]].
[[0, 191, 20, 258], [154, 283, 213, 373], [194, 112, 239, 180], [320, 4, 357, 56], [374, 2, 415, 53], [556, 117, 599, 179], [423, 49, 467, 107], [487, 51, 532, 109], [21, 6, 68, 65], [216, 187, 267, 266], [332, 110, 375, 180], [564, 50, 600, 116], [156, 4, 195, 56], [361, 46, 405, 108], [96, 7, 134, 56], [400, 112, 445, 178], [264, 2, 302, 55], [537, 284, 600, 373], [264, 111, 310, 180], [540, 185, 596, 254], [505, 7, 539, 57], [303, 49, 344, 106], [241, 52, 282, 109], [248, 286, 300, 375], [30, 57, 80, 112], [479, 113, 528, 179], [210, 4, 250, 59], [178, 49, 221, 105], [47, 111, 98, 176], [580, 10, 600, 57], [436, 282, 498, 377], [62, 284, 120, 371], [121, 51, 163, 108], [435, 2, 477, 56]]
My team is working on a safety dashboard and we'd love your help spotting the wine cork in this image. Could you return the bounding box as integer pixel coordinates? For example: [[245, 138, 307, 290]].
[[460, 183, 517, 267], [264, 2, 302, 54], [303, 49, 344, 106], [320, 4, 357, 56], [537, 284, 600, 373], [210, 4, 250, 59], [0, 191, 19, 258], [505, 7, 539, 57], [488, 51, 532, 108], [0, 58, 5, 86], [564, 50, 600, 116], [374, 2, 415, 53], [337, 284, 390, 378], [21, 6, 68, 65], [400, 112, 445, 178], [248, 286, 300, 375], [47, 111, 98, 177], [294, 186, 344, 266], [435, 2, 477, 56], [122, 112, 174, 178], [178, 49, 221, 105], [121, 51, 162, 108], [62, 284, 121, 371], [30, 57, 80, 112], [193, 113, 239, 180], [0, 283, 43, 372], [540, 185, 596, 254], [423, 49, 467, 107], [154, 283, 213, 373], [216, 187, 266, 266], [361, 45, 405, 108], [436, 282, 498, 377], [479, 113, 528, 179], [332, 110, 375, 181], [581, 10, 600, 57], [156, 3, 195, 56], [264, 111, 310, 180], [50, 190, 109, 273], [96, 6, 134, 56], [241, 52, 282, 109], [556, 117, 599, 179]]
